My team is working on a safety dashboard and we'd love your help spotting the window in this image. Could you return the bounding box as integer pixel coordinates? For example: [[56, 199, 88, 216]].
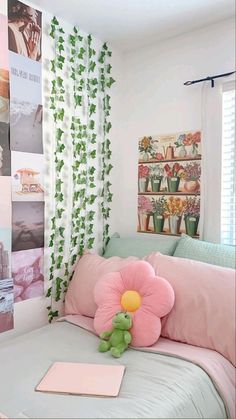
[[221, 84, 235, 245]]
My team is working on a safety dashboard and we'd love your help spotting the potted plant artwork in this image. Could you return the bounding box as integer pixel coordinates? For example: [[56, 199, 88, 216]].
[[174, 134, 187, 158], [138, 165, 150, 192], [165, 197, 186, 235], [149, 165, 164, 192], [164, 163, 184, 193], [139, 136, 153, 161], [184, 197, 200, 237], [151, 196, 167, 233], [138, 196, 153, 231], [182, 162, 201, 193], [183, 131, 201, 158]]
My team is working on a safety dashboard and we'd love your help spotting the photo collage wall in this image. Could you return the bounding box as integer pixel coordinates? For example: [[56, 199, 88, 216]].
[[137, 131, 202, 238], [0, 1, 44, 334]]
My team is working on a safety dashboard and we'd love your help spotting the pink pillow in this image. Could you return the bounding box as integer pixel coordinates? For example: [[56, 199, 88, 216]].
[[144, 252, 236, 366], [93, 261, 175, 347], [65, 253, 138, 318]]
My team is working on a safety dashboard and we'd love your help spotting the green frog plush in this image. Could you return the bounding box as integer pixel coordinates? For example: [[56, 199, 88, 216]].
[[98, 312, 132, 358]]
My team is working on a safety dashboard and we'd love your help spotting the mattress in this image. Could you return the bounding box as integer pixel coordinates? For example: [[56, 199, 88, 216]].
[[0, 321, 227, 419]]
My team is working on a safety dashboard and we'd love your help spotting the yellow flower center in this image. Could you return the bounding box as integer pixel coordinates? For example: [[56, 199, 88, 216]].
[[121, 290, 142, 312]]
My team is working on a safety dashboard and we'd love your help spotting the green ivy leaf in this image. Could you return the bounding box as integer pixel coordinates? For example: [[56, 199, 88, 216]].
[[90, 88, 98, 99], [69, 35, 76, 46], [58, 44, 64, 53], [50, 60, 56, 73], [59, 27, 65, 33], [98, 51, 105, 64], [89, 194, 97, 205], [58, 36, 65, 44], [78, 64, 86, 75], [50, 26, 55, 39], [89, 61, 96, 72], [87, 210, 95, 221], [106, 77, 115, 88], [89, 120, 95, 130], [106, 163, 113, 175], [56, 255, 63, 269], [89, 150, 96, 159], [89, 103, 96, 116], [52, 16, 59, 26], [57, 76, 64, 87], [55, 277, 63, 301], [59, 227, 65, 238], [46, 287, 52, 298], [107, 193, 113, 202], [56, 128, 64, 141], [58, 55, 65, 64], [57, 208, 65, 218], [57, 108, 65, 121], [106, 122, 112, 133], [106, 64, 112, 74], [78, 47, 86, 59], [87, 237, 95, 249], [75, 95, 82, 107], [56, 179, 63, 192]]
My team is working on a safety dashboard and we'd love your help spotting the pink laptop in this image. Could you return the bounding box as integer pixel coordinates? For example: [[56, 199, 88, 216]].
[[35, 362, 125, 397]]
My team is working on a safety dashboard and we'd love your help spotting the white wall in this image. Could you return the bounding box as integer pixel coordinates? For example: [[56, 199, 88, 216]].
[[0, 0, 124, 342], [110, 18, 235, 239]]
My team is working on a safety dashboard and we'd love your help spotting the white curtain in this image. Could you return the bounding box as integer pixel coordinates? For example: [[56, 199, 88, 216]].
[[200, 76, 235, 243], [200, 81, 223, 243]]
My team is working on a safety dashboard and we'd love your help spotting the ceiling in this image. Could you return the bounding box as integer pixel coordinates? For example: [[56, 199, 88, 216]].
[[33, 0, 235, 52]]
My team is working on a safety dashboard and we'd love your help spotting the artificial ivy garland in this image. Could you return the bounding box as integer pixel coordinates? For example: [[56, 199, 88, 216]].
[[47, 17, 115, 322], [98, 42, 115, 251]]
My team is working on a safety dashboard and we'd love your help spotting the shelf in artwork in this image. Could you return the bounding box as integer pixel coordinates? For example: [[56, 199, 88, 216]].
[[138, 156, 201, 164], [137, 230, 199, 238], [138, 192, 200, 196]]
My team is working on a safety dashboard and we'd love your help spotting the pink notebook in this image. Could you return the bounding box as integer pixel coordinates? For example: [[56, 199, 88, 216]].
[[35, 362, 125, 397]]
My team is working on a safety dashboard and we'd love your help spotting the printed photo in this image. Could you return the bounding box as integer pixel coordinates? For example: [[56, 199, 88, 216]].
[[0, 14, 9, 69], [0, 177, 12, 228], [0, 278, 14, 334], [8, 0, 42, 62], [0, 228, 11, 280], [12, 201, 44, 251], [10, 98, 43, 154], [12, 151, 44, 201], [0, 69, 10, 124], [9, 52, 42, 104], [0, 122, 11, 176], [12, 248, 44, 302]]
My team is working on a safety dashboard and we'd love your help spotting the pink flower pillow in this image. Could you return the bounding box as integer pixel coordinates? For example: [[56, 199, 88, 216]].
[[93, 260, 175, 347]]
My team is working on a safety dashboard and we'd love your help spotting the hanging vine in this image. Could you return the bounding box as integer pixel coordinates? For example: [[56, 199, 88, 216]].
[[99, 43, 115, 252], [47, 18, 115, 322], [47, 17, 68, 322]]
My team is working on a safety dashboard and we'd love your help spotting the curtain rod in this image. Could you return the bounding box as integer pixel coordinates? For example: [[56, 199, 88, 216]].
[[184, 71, 236, 88]]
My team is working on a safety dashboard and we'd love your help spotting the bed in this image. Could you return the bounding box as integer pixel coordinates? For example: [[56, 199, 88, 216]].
[[0, 317, 232, 419]]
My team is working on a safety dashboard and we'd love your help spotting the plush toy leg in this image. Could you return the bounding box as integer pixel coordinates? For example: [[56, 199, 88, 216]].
[[99, 339, 111, 352], [111, 343, 127, 358]]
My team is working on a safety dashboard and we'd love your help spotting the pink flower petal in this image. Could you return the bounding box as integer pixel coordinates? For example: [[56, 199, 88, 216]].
[[141, 276, 175, 317], [94, 272, 125, 306], [94, 303, 121, 336], [119, 261, 155, 292], [131, 309, 161, 347]]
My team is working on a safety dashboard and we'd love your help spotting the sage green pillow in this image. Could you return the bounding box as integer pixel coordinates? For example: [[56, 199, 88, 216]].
[[173, 235, 236, 269], [103, 233, 179, 258]]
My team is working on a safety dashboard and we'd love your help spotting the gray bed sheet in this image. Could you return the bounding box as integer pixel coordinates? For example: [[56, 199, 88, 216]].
[[0, 322, 226, 419]]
